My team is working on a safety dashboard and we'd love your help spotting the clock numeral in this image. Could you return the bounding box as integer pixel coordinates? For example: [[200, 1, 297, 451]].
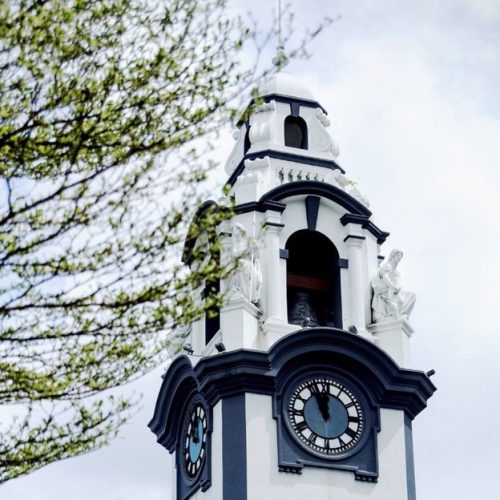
[[338, 436, 346, 447], [309, 382, 320, 394], [306, 432, 318, 445], [310, 381, 329, 394], [348, 416, 360, 423], [291, 408, 304, 417], [345, 427, 357, 439], [295, 420, 308, 432]]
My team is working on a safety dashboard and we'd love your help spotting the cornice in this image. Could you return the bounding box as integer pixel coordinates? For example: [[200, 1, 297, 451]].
[[149, 328, 436, 451]]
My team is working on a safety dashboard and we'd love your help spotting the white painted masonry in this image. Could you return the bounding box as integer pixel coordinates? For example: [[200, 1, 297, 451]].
[[245, 394, 410, 500], [169, 71, 427, 499]]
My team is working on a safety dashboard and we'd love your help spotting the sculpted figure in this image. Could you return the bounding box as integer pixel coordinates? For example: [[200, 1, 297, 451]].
[[166, 322, 192, 358], [228, 223, 262, 305], [371, 249, 416, 323]]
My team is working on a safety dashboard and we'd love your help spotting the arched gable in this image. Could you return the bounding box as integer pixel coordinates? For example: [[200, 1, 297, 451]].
[[260, 180, 371, 217], [148, 356, 199, 452]]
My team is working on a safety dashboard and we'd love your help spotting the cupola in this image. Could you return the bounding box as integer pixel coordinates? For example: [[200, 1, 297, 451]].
[[150, 69, 436, 500]]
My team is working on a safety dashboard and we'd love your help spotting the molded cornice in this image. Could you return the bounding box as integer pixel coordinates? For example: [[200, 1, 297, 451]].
[[149, 328, 436, 451]]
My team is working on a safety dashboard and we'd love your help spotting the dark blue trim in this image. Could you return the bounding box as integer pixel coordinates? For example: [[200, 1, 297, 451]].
[[222, 395, 247, 500], [150, 329, 435, 489], [226, 151, 345, 187], [273, 369, 380, 481], [338, 258, 349, 269], [235, 200, 287, 215], [236, 94, 328, 126], [305, 196, 320, 231], [259, 181, 371, 217], [340, 213, 390, 245], [246, 150, 343, 171], [149, 357, 199, 452], [290, 102, 301, 117], [343, 234, 366, 243], [149, 329, 436, 446], [226, 160, 246, 187], [262, 94, 327, 115], [405, 414, 417, 500], [280, 248, 289, 259]]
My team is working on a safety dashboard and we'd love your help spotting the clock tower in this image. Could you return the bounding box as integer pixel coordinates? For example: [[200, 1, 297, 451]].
[[149, 72, 436, 500]]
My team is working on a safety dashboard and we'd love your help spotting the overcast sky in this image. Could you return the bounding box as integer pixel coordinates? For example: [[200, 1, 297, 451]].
[[2, 0, 500, 499]]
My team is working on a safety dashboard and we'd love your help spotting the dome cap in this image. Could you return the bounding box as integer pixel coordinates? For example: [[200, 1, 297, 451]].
[[257, 72, 315, 101]]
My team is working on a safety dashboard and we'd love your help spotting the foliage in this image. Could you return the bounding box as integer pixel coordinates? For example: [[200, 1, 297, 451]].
[[0, 0, 331, 483]]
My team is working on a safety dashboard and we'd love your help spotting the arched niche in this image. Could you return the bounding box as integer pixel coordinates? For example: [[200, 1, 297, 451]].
[[204, 247, 220, 345], [284, 115, 308, 149], [243, 124, 251, 154], [285, 229, 342, 328]]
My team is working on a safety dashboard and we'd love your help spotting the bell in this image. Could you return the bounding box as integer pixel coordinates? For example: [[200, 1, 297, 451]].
[[288, 291, 319, 327]]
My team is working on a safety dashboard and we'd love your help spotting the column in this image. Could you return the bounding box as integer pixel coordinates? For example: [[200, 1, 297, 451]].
[[344, 233, 367, 335], [264, 212, 284, 321]]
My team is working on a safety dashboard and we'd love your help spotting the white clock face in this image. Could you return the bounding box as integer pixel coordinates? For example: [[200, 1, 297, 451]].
[[287, 377, 365, 456]]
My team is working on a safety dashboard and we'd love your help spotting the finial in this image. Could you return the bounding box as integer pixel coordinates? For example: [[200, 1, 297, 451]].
[[272, 0, 288, 69]]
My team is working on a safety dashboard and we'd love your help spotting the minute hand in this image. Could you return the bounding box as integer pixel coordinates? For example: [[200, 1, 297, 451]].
[[314, 393, 330, 421]]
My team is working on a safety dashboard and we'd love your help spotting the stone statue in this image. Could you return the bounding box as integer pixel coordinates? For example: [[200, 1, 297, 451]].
[[228, 223, 262, 305], [166, 322, 192, 358], [371, 249, 416, 323]]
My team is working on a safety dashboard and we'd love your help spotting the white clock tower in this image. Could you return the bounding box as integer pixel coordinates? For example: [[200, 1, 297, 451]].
[[149, 72, 436, 500]]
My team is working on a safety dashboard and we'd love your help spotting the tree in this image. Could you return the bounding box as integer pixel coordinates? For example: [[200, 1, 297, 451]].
[[0, 0, 331, 483]]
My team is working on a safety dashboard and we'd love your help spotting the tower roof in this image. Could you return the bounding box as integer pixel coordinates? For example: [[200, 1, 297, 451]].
[[257, 72, 316, 101]]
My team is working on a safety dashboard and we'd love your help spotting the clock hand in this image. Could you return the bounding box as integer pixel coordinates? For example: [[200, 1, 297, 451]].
[[191, 417, 200, 443], [321, 393, 331, 420], [314, 393, 330, 421]]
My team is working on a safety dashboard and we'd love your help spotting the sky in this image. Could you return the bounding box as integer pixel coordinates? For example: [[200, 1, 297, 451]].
[[2, 0, 500, 499]]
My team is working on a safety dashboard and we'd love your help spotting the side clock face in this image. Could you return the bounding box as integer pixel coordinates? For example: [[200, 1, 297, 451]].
[[287, 376, 365, 457], [182, 401, 208, 479]]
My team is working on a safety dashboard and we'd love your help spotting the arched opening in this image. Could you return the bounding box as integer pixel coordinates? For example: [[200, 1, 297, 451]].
[[243, 124, 251, 154], [204, 248, 220, 345], [284, 116, 308, 149], [286, 230, 342, 328]]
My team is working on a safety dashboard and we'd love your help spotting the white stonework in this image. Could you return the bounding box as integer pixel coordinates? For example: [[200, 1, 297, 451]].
[[178, 72, 420, 367], [163, 71, 429, 500], [371, 249, 416, 323], [219, 298, 261, 351], [257, 72, 316, 100], [226, 223, 262, 306], [368, 317, 414, 368], [245, 394, 411, 500]]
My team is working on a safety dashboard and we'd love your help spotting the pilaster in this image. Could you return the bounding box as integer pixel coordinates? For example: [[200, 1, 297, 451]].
[[367, 317, 414, 368], [343, 227, 369, 339], [219, 299, 261, 351], [262, 210, 286, 323]]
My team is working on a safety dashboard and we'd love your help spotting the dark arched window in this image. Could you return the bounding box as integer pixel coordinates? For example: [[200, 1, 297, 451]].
[[204, 248, 220, 345], [284, 116, 308, 149], [286, 230, 342, 328], [243, 124, 251, 154]]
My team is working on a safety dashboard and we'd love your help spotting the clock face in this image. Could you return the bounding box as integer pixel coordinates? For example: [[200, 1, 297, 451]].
[[182, 401, 208, 479], [286, 376, 365, 457]]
